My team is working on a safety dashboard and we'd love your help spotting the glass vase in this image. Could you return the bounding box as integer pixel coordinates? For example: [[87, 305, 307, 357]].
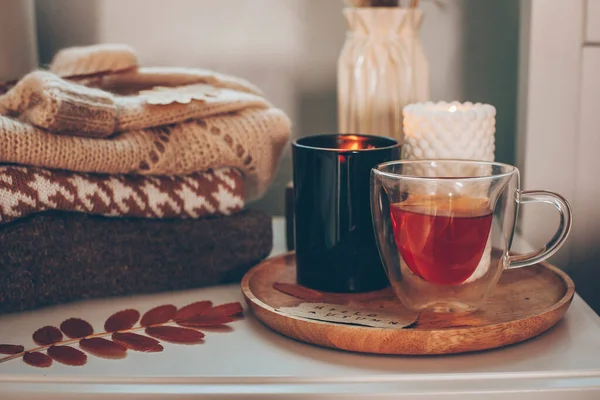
[[337, 7, 429, 144]]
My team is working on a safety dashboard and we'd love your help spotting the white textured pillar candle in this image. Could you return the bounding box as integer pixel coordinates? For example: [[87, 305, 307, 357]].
[[402, 101, 496, 162]]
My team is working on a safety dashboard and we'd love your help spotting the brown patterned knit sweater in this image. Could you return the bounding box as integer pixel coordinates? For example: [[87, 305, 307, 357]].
[[0, 166, 244, 224], [0, 44, 291, 201]]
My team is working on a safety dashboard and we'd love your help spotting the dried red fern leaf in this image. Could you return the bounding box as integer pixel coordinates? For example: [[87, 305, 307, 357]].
[[177, 315, 236, 327], [203, 302, 244, 317], [0, 344, 24, 355], [273, 282, 325, 301], [199, 325, 234, 333], [145, 326, 205, 344], [79, 338, 127, 359], [174, 301, 213, 321], [111, 332, 163, 352], [60, 318, 94, 338], [47, 345, 87, 366], [5, 298, 240, 370], [272, 282, 347, 304], [23, 351, 52, 368], [104, 309, 140, 332], [140, 305, 177, 327], [32, 326, 63, 345]]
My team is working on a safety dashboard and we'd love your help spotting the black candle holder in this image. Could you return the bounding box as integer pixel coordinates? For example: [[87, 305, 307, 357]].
[[292, 134, 401, 293]]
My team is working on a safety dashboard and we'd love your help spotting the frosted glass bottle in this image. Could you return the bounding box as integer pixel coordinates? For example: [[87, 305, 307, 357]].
[[337, 7, 429, 144]]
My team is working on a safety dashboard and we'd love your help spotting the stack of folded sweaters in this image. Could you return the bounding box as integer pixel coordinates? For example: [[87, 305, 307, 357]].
[[0, 44, 291, 314]]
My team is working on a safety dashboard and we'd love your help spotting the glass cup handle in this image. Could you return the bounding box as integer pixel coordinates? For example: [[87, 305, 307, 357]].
[[508, 190, 573, 269]]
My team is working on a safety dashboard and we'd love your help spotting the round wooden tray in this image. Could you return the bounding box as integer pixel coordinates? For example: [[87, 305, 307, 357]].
[[241, 252, 575, 355]]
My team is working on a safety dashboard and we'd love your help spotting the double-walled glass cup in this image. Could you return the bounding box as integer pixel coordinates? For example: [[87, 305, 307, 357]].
[[371, 160, 572, 313]]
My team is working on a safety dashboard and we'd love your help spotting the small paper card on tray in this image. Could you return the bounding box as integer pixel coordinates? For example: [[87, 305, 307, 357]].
[[277, 302, 418, 329]]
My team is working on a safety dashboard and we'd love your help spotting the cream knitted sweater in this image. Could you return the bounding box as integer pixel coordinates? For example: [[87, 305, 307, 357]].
[[0, 44, 291, 200]]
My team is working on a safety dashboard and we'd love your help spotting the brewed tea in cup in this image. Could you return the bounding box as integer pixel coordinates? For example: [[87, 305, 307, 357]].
[[390, 194, 493, 286]]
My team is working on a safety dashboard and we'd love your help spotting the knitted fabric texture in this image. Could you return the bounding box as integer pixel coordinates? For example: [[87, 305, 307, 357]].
[[0, 165, 243, 224], [0, 110, 285, 200], [0, 45, 290, 200], [0, 71, 272, 137], [49, 43, 264, 95], [49, 43, 139, 77], [0, 209, 272, 314]]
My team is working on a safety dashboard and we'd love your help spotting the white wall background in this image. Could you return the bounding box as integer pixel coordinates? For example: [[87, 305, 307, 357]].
[[517, 0, 600, 313], [34, 0, 519, 215], [0, 0, 38, 81]]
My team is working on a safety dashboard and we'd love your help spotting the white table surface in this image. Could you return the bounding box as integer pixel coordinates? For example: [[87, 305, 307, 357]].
[[0, 217, 599, 399]]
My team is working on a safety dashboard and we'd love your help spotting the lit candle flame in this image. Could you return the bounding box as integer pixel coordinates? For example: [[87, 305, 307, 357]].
[[340, 135, 375, 150]]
